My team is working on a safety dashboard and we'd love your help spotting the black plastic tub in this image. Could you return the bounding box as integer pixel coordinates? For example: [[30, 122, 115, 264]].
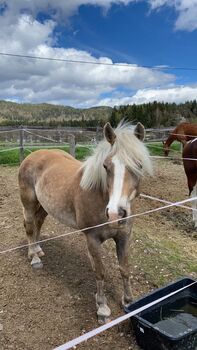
[[124, 277, 197, 350]]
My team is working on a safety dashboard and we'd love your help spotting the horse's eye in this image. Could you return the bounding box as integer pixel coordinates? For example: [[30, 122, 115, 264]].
[[103, 164, 107, 170]]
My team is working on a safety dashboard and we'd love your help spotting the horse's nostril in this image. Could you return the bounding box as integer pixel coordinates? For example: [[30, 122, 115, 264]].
[[118, 207, 127, 218], [105, 208, 109, 219]]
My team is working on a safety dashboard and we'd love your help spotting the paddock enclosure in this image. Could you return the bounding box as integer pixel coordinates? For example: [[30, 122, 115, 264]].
[[0, 159, 197, 350]]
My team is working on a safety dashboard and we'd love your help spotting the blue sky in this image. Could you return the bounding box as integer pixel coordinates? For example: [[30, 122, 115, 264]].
[[0, 0, 197, 107]]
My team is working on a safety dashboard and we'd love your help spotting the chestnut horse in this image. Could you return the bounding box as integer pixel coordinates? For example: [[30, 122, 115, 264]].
[[163, 122, 197, 156], [18, 121, 152, 323], [182, 138, 197, 228]]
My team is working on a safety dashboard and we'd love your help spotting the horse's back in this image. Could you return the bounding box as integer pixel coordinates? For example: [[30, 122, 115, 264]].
[[19, 149, 80, 175], [183, 139, 197, 159], [177, 122, 197, 138], [18, 149, 82, 222]]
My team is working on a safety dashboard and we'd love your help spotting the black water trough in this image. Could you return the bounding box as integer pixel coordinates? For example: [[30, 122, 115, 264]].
[[124, 277, 197, 350]]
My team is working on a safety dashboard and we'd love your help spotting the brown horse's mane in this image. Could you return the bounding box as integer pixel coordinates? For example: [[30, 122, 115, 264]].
[[80, 122, 153, 192]]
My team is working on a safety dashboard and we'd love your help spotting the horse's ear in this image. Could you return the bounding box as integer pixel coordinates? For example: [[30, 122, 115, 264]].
[[103, 122, 116, 145], [134, 122, 145, 141]]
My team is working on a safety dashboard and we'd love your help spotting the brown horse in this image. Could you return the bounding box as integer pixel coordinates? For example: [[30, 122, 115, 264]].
[[18, 121, 152, 323], [182, 138, 197, 228], [163, 122, 197, 156]]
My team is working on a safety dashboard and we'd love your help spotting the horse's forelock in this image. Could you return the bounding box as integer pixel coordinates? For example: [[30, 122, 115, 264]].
[[80, 123, 152, 191]]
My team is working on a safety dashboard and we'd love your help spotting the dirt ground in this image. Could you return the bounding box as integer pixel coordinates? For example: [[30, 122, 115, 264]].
[[0, 159, 197, 350]]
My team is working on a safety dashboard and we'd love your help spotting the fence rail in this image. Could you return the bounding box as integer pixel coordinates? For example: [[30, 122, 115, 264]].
[[0, 125, 174, 141], [0, 126, 175, 164]]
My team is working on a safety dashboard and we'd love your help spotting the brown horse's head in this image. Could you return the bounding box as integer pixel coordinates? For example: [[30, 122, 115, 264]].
[[102, 122, 151, 227], [80, 121, 152, 228], [162, 140, 170, 157]]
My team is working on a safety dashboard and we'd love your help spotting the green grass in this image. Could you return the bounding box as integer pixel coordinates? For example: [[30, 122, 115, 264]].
[[131, 228, 197, 287], [0, 145, 92, 165], [146, 141, 181, 156], [0, 141, 182, 165]]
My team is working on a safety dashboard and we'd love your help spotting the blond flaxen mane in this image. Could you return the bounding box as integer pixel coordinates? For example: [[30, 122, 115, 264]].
[[80, 122, 153, 191]]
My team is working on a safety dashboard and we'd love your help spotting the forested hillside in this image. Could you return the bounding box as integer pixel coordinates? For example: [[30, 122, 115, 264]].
[[109, 100, 197, 128], [0, 101, 112, 127], [0, 100, 197, 128]]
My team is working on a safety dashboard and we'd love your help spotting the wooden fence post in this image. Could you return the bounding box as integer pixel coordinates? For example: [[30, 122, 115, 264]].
[[68, 134, 76, 158], [19, 126, 24, 163]]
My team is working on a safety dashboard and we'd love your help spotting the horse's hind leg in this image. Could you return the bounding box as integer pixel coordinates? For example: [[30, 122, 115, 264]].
[[23, 206, 43, 268], [21, 187, 46, 268], [34, 205, 48, 257]]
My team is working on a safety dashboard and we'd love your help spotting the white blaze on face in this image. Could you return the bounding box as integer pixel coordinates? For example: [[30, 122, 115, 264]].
[[107, 156, 126, 216]]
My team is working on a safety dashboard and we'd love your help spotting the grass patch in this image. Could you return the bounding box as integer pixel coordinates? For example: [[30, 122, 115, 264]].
[[130, 227, 196, 287], [0, 145, 92, 165], [146, 141, 181, 156], [0, 141, 181, 165]]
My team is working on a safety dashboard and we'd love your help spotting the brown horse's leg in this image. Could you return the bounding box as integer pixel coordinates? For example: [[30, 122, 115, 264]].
[[34, 206, 48, 257], [86, 234, 111, 324], [20, 184, 44, 268], [114, 233, 133, 306], [23, 207, 43, 268]]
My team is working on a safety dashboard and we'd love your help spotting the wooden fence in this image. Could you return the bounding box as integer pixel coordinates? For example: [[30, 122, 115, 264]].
[[0, 125, 174, 163]]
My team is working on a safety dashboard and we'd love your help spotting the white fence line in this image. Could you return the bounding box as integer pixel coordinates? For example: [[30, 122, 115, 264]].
[[2, 128, 197, 162], [146, 143, 181, 153], [140, 193, 197, 211], [0, 147, 197, 162], [0, 146, 20, 153], [171, 132, 197, 138], [0, 129, 19, 134], [151, 155, 197, 161], [0, 195, 197, 256], [24, 129, 68, 144]]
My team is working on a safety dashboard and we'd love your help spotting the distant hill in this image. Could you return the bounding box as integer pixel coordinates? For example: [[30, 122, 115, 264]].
[[0, 101, 112, 127], [1, 99, 197, 128]]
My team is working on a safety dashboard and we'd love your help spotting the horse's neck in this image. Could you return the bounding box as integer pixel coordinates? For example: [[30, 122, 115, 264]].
[[167, 125, 186, 145], [166, 124, 197, 146], [165, 134, 175, 147]]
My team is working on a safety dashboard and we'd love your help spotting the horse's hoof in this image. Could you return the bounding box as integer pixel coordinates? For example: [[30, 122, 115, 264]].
[[31, 261, 43, 269], [97, 304, 111, 324], [31, 255, 43, 269], [97, 314, 111, 324], [121, 295, 133, 308], [37, 250, 45, 257]]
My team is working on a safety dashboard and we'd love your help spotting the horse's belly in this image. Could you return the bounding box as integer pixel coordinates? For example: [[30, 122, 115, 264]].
[[36, 189, 77, 228], [44, 204, 77, 228], [49, 207, 77, 227]]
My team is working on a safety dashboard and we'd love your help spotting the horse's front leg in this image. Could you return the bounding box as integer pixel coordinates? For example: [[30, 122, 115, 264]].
[[114, 232, 133, 307], [86, 234, 111, 324]]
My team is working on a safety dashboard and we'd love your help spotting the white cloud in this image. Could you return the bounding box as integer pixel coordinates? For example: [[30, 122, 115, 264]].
[[0, 0, 136, 21], [148, 0, 197, 31], [0, 0, 196, 107], [1, 0, 197, 32], [0, 8, 174, 107], [97, 85, 197, 106]]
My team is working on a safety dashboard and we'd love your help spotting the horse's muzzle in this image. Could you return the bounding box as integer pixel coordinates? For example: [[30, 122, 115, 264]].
[[106, 208, 127, 227]]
